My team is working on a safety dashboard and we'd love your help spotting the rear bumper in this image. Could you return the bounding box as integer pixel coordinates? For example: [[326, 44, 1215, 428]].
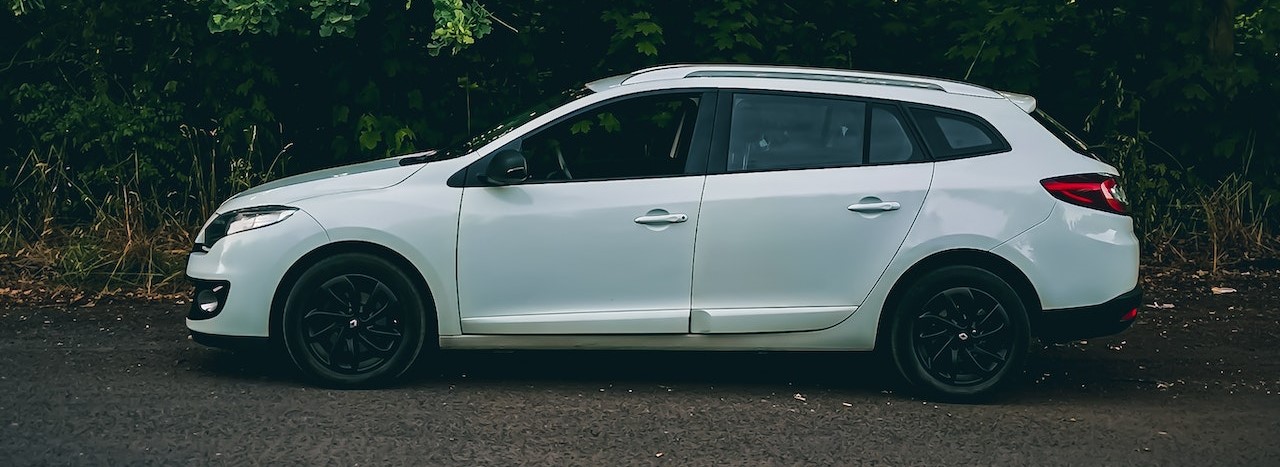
[[1034, 286, 1142, 342]]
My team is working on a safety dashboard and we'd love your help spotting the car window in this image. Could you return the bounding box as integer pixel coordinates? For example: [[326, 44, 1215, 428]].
[[519, 93, 701, 181], [446, 87, 593, 158], [726, 93, 921, 172], [909, 107, 1008, 159], [868, 105, 920, 163]]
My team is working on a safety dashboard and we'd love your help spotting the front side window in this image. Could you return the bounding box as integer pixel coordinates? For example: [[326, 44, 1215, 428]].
[[447, 87, 593, 158], [726, 93, 922, 172], [518, 92, 702, 181]]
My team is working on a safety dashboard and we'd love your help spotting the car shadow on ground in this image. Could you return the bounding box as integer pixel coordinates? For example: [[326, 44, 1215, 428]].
[[188, 346, 894, 390], [187, 344, 1151, 402]]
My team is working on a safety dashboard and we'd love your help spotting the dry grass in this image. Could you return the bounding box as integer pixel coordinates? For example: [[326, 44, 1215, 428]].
[[1, 126, 287, 298]]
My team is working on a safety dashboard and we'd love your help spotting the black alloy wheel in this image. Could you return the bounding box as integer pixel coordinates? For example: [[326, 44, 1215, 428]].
[[912, 287, 1014, 386], [302, 274, 404, 374], [888, 265, 1030, 401], [282, 253, 430, 388]]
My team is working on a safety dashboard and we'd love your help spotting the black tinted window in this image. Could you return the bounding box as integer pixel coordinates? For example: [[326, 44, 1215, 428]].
[[727, 93, 922, 172], [910, 107, 1008, 159], [868, 105, 920, 163], [727, 94, 864, 171], [520, 93, 701, 181]]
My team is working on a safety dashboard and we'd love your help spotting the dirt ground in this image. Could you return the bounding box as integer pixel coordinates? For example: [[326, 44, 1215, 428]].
[[0, 266, 1277, 465]]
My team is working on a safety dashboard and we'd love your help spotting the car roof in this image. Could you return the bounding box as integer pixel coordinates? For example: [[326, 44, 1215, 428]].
[[586, 64, 1009, 100]]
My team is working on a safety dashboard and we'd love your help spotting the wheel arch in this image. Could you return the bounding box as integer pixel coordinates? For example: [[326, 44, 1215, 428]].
[[268, 240, 438, 344], [877, 249, 1042, 340]]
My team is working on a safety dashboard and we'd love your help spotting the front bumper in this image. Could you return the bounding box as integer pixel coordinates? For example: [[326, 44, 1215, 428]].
[[185, 208, 330, 339], [191, 330, 271, 351], [1034, 285, 1142, 342]]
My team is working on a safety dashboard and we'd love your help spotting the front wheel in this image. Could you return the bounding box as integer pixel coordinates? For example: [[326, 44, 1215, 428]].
[[281, 253, 430, 388], [887, 265, 1031, 401]]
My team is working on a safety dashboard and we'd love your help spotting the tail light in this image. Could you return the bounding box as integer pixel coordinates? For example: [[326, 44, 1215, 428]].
[[1040, 174, 1129, 215]]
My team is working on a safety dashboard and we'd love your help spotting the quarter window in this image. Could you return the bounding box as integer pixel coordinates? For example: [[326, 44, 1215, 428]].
[[727, 93, 921, 172], [909, 107, 1008, 159]]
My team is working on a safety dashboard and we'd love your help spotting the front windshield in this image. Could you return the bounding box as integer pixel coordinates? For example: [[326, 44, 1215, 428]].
[[445, 87, 593, 157]]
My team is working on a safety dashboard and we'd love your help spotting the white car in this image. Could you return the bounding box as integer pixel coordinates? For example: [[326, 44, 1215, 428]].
[[187, 64, 1141, 399]]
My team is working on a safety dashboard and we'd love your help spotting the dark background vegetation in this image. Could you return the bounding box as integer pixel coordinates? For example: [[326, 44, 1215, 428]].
[[1, 0, 1277, 292]]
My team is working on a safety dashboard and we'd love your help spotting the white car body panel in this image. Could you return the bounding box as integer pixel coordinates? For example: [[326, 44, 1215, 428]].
[[690, 164, 933, 332], [899, 152, 1056, 255], [461, 309, 689, 334], [689, 306, 858, 334], [220, 154, 426, 211], [298, 156, 471, 337], [186, 210, 330, 337], [439, 303, 883, 351], [993, 202, 1140, 310], [456, 177, 705, 334]]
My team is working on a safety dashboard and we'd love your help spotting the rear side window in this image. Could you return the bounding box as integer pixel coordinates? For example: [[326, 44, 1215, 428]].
[[726, 93, 922, 172], [909, 107, 1009, 159]]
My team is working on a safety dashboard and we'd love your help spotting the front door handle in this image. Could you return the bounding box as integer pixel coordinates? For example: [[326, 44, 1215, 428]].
[[634, 213, 688, 225], [847, 201, 901, 212]]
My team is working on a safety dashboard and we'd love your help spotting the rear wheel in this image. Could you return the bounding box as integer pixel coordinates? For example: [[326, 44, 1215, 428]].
[[888, 265, 1030, 401], [281, 253, 430, 388]]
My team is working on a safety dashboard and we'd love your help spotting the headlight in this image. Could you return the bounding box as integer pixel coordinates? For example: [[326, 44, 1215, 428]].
[[198, 205, 298, 249]]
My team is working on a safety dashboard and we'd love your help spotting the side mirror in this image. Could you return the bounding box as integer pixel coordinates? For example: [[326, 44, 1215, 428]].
[[479, 149, 529, 186]]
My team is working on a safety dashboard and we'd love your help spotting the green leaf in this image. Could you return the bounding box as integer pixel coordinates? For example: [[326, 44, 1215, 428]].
[[359, 128, 382, 150], [570, 120, 593, 135], [598, 112, 621, 132], [635, 22, 662, 36], [636, 41, 659, 56], [393, 127, 416, 149]]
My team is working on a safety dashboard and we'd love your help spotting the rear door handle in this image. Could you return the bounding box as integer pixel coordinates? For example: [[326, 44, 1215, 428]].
[[634, 213, 688, 225], [847, 201, 901, 212]]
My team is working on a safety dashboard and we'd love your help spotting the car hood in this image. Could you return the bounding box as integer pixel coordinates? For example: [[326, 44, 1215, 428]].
[[218, 152, 432, 212]]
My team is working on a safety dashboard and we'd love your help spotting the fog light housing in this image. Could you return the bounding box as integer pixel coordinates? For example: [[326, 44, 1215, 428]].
[[197, 289, 220, 312], [188, 280, 230, 320]]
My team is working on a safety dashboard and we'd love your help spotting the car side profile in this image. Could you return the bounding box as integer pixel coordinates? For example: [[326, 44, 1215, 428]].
[[186, 64, 1141, 400]]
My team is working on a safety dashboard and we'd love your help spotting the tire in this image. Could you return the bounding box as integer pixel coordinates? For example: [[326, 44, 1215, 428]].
[[281, 253, 431, 388], [887, 265, 1031, 402]]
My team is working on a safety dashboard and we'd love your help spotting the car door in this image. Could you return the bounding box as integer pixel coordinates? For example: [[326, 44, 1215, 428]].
[[690, 91, 934, 333], [455, 91, 714, 334]]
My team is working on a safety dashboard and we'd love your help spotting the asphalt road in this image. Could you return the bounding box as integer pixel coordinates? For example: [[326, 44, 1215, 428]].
[[1, 269, 1278, 465]]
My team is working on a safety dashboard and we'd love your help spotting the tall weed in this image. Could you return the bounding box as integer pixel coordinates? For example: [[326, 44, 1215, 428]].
[[0, 124, 290, 295], [1109, 132, 1275, 270]]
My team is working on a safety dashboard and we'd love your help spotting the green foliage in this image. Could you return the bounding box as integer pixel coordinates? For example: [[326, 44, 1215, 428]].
[[2, 0, 1278, 287], [604, 10, 664, 57], [309, 0, 373, 38], [693, 0, 762, 62], [207, 0, 383, 38], [428, 0, 493, 55], [209, 0, 288, 35]]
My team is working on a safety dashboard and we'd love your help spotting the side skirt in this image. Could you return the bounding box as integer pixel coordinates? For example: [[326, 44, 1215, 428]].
[[439, 306, 882, 352]]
